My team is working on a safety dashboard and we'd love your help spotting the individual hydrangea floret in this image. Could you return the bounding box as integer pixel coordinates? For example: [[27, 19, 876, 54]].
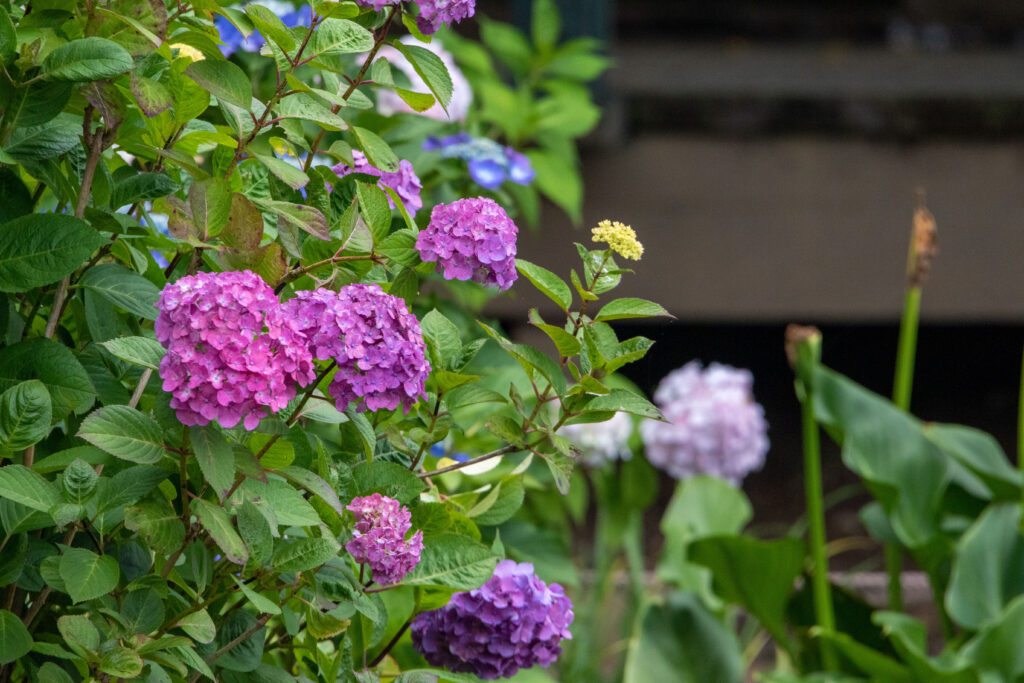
[[411, 560, 574, 680], [423, 134, 535, 190], [558, 412, 633, 467], [415, 0, 476, 35], [282, 284, 431, 412], [155, 271, 315, 430], [416, 197, 519, 291], [346, 493, 423, 586], [375, 37, 473, 122], [640, 361, 769, 485], [332, 150, 423, 216], [592, 220, 643, 260]]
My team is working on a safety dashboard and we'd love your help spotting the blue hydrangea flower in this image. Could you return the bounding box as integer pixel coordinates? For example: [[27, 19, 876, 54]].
[[423, 134, 535, 190]]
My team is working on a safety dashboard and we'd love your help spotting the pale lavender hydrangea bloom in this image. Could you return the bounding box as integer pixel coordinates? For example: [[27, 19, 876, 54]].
[[282, 284, 431, 412], [331, 150, 423, 217], [155, 271, 315, 430], [558, 412, 633, 467], [415, 0, 476, 35], [346, 493, 423, 586], [375, 37, 473, 122], [411, 560, 574, 680], [416, 197, 518, 291], [640, 361, 769, 485]]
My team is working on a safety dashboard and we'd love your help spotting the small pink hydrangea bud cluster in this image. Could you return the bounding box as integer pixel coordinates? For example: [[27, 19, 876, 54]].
[[416, 197, 519, 291], [155, 271, 315, 430], [345, 493, 424, 586], [332, 150, 424, 217], [283, 284, 431, 412], [351, 0, 476, 35], [640, 361, 769, 485]]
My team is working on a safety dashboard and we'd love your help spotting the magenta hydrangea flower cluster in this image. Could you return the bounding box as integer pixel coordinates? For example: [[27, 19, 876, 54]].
[[640, 361, 769, 485], [155, 271, 315, 430], [415, 0, 476, 34], [415, 197, 518, 291], [345, 493, 424, 586], [332, 150, 423, 217], [282, 284, 430, 412], [411, 560, 574, 680]]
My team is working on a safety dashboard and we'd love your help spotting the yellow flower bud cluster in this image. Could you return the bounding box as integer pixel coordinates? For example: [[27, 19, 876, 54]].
[[591, 220, 643, 260]]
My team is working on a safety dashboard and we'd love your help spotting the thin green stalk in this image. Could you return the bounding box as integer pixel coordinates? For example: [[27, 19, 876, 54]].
[[1019, 346, 1024, 507]]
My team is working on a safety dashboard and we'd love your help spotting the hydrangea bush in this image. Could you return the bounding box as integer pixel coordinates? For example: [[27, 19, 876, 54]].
[[0, 0, 670, 681]]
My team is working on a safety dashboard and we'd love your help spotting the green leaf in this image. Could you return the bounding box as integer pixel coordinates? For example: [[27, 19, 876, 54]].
[[0, 609, 32, 666], [421, 309, 462, 370], [595, 297, 672, 322], [356, 181, 392, 244], [351, 126, 399, 173], [253, 152, 309, 191], [110, 171, 178, 209], [623, 592, 743, 683], [272, 537, 340, 574], [0, 339, 95, 420], [1, 113, 80, 161], [0, 465, 60, 513], [43, 37, 133, 81], [527, 150, 581, 223], [190, 425, 236, 501], [578, 388, 663, 420], [78, 405, 165, 464], [129, 72, 172, 117], [277, 466, 345, 516], [96, 465, 169, 514], [237, 499, 273, 567], [254, 198, 329, 241], [215, 610, 266, 673], [57, 613, 100, 656], [233, 577, 282, 615], [403, 533, 498, 589], [960, 594, 1024, 682], [221, 193, 265, 251], [0, 380, 51, 452], [100, 336, 165, 370], [0, 213, 105, 292], [124, 499, 185, 556], [99, 647, 143, 678], [62, 458, 98, 504], [351, 461, 426, 505], [310, 18, 374, 56], [79, 263, 161, 320], [517, 259, 572, 311], [924, 424, 1022, 501], [531, 0, 561, 48], [184, 59, 252, 109], [176, 609, 216, 644], [305, 603, 348, 638], [242, 477, 320, 527], [59, 547, 120, 603], [0, 8, 16, 64], [245, 4, 296, 52], [468, 476, 525, 526], [193, 498, 247, 565], [121, 587, 165, 635], [390, 40, 453, 109], [528, 309, 580, 357], [189, 177, 232, 238], [813, 629, 912, 683]]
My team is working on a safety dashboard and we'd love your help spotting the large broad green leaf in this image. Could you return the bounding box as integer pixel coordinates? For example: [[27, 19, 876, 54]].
[[0, 8, 16, 63], [945, 503, 1024, 630], [310, 18, 373, 56], [0, 609, 32, 665], [390, 40, 453, 109], [277, 466, 345, 516], [595, 297, 672, 322], [1, 112, 80, 161], [0, 339, 95, 420], [242, 478, 321, 527], [0, 380, 51, 452], [813, 366, 949, 548], [350, 461, 426, 505], [109, 171, 178, 209], [43, 37, 133, 81], [527, 150, 581, 223], [189, 425, 236, 501], [924, 424, 1022, 501], [516, 259, 571, 311], [215, 610, 266, 673], [184, 59, 252, 109], [79, 263, 161, 320], [0, 213, 105, 292], [244, 4, 295, 51], [873, 612, 977, 682], [100, 336, 165, 370], [403, 533, 497, 589], [62, 459, 98, 504], [689, 534, 805, 647], [351, 126, 399, 173], [124, 499, 185, 556], [59, 547, 119, 604], [252, 152, 308, 191], [193, 498, 247, 565], [623, 592, 743, 683], [0, 465, 60, 512], [271, 537, 340, 574], [98, 647, 143, 678], [960, 594, 1024, 682], [189, 177, 232, 238], [176, 609, 216, 644], [78, 405, 165, 464], [814, 629, 913, 682]]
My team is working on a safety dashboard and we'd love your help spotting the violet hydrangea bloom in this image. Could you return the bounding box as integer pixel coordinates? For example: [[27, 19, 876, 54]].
[[346, 493, 423, 586], [282, 284, 431, 412], [416, 197, 519, 291], [331, 150, 423, 217], [639, 361, 769, 485], [411, 560, 574, 679], [415, 0, 476, 35], [423, 134, 535, 190], [155, 271, 315, 430], [375, 37, 473, 122], [558, 412, 633, 467]]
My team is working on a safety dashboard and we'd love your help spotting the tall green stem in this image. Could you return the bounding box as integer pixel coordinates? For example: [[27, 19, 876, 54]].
[[1018, 346, 1024, 507]]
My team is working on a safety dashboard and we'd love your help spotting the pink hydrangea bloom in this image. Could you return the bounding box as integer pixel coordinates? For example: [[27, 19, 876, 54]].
[[282, 284, 431, 412], [332, 150, 423, 217], [416, 197, 518, 291], [415, 0, 476, 35], [346, 493, 424, 586], [374, 37, 473, 122], [155, 271, 315, 430], [640, 361, 769, 484], [412, 560, 574, 679]]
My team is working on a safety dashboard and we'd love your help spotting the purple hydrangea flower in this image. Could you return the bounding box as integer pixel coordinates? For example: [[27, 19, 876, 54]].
[[282, 284, 431, 412], [639, 361, 769, 484], [423, 135, 535, 190], [411, 560, 574, 679], [332, 150, 423, 217], [375, 37, 473, 122], [416, 197, 518, 291], [346, 493, 423, 586], [155, 271, 315, 430], [415, 0, 476, 35]]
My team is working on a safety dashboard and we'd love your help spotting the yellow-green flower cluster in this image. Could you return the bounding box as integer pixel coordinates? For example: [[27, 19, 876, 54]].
[[591, 220, 643, 260]]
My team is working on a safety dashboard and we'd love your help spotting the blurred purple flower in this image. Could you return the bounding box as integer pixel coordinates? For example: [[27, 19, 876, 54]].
[[331, 150, 423, 216], [415, 0, 476, 35], [423, 135, 535, 189]]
